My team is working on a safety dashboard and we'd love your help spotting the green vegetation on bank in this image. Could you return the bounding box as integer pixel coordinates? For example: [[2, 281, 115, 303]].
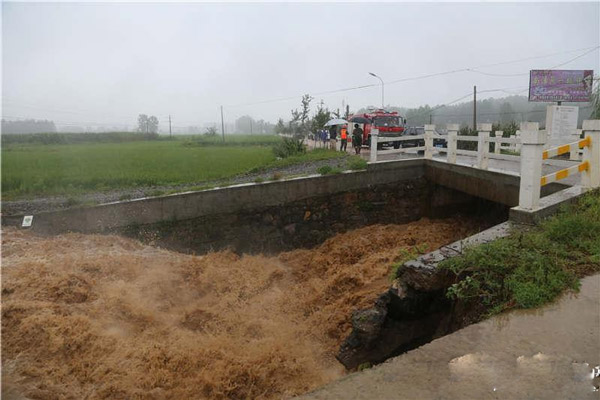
[[272, 137, 306, 158], [440, 190, 600, 315]]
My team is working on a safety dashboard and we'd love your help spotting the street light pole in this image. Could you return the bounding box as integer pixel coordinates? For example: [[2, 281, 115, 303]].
[[369, 72, 384, 109]]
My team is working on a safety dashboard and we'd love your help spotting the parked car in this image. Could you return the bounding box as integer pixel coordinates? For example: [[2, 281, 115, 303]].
[[401, 126, 447, 149]]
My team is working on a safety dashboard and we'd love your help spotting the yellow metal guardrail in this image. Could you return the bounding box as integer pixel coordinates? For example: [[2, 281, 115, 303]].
[[540, 137, 592, 186], [540, 161, 589, 186], [542, 137, 590, 160]]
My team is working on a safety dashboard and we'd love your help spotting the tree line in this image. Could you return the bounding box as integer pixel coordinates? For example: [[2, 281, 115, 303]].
[[1, 119, 57, 134]]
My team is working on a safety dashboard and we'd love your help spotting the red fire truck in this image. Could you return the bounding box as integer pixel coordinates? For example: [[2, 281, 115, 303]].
[[348, 109, 406, 149]]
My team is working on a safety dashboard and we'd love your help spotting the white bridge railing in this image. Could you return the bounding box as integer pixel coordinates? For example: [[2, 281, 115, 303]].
[[517, 120, 599, 210], [369, 120, 600, 211], [369, 123, 524, 167]]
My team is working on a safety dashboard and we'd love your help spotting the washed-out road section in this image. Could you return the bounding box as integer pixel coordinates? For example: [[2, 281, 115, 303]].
[[300, 274, 600, 400]]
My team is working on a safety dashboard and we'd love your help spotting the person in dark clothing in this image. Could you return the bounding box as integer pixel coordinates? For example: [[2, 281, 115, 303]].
[[329, 125, 337, 150], [352, 124, 363, 154]]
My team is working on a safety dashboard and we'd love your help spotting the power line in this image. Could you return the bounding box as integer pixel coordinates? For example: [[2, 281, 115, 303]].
[[225, 45, 599, 109], [428, 104, 593, 119], [467, 46, 599, 77], [4, 46, 597, 126]]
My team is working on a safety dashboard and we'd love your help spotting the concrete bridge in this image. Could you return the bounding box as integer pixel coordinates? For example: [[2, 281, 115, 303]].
[[4, 121, 599, 250]]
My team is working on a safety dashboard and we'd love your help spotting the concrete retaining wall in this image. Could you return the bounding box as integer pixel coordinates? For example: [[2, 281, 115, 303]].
[[6, 159, 424, 235], [10, 158, 570, 253]]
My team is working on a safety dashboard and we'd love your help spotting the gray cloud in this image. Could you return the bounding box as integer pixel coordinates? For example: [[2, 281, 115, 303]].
[[2, 2, 599, 131]]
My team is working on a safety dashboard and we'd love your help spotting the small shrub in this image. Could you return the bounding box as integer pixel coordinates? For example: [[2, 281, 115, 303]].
[[254, 177, 264, 183], [357, 362, 372, 371], [500, 149, 520, 156], [317, 165, 332, 175], [272, 137, 306, 158], [119, 194, 133, 201], [65, 197, 80, 207], [271, 172, 282, 181], [348, 157, 368, 171]]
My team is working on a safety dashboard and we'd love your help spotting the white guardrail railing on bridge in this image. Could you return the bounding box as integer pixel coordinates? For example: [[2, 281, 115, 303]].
[[369, 120, 600, 211]]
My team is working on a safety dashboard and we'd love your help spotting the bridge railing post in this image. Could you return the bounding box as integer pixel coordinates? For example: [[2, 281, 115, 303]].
[[446, 124, 458, 164], [477, 123, 491, 169], [515, 130, 521, 152], [518, 122, 545, 210], [581, 120, 600, 189], [570, 129, 583, 161], [369, 129, 379, 163], [424, 124, 435, 159], [494, 130, 504, 155]]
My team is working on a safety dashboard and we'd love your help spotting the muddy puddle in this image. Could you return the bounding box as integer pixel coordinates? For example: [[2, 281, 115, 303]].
[[2, 217, 485, 399]]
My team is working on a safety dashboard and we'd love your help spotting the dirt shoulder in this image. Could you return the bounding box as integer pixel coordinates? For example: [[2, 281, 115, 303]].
[[2, 156, 352, 216]]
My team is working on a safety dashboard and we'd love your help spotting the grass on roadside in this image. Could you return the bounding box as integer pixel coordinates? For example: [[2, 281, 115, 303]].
[[248, 148, 346, 174], [439, 190, 600, 316]]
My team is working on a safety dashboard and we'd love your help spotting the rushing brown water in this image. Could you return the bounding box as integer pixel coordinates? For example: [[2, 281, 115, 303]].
[[2, 218, 481, 399]]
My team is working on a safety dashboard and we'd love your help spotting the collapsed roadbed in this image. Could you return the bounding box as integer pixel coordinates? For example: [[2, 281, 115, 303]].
[[337, 222, 513, 369]]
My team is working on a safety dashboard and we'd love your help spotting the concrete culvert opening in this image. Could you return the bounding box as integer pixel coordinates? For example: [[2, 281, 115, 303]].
[[3, 162, 521, 399]]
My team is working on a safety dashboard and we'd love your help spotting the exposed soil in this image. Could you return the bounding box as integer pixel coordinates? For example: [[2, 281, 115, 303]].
[[2, 217, 480, 399], [1, 157, 352, 217]]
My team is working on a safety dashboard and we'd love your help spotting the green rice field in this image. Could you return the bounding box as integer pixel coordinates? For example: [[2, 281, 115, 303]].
[[1, 134, 344, 200]]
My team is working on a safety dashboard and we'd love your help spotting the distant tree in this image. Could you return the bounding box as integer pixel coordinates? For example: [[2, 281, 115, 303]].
[[275, 118, 286, 134], [289, 107, 302, 135], [205, 126, 218, 136], [499, 102, 514, 124], [311, 100, 331, 132], [299, 94, 313, 134], [148, 116, 159, 133], [405, 105, 432, 126], [137, 114, 159, 133], [235, 115, 255, 133], [1, 119, 56, 134], [137, 114, 148, 132]]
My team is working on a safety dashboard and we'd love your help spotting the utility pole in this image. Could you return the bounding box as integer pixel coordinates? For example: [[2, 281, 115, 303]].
[[250, 119, 253, 135], [169, 115, 172, 138], [146, 120, 149, 134], [220, 105, 225, 143], [429, 113, 433, 124], [473, 85, 477, 131]]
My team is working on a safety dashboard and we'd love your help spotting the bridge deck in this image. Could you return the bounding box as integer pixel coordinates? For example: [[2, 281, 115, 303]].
[[369, 149, 582, 186]]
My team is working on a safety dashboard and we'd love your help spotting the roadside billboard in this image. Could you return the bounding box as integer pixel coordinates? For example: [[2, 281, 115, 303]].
[[529, 70, 593, 102]]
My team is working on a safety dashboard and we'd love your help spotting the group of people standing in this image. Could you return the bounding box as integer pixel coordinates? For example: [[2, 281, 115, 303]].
[[317, 124, 363, 154]]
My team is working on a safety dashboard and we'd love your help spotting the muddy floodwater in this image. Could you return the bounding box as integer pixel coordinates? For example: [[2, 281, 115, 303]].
[[2, 217, 483, 399]]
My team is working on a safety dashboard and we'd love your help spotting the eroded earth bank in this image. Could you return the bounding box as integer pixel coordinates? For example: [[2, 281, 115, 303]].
[[3, 216, 487, 399]]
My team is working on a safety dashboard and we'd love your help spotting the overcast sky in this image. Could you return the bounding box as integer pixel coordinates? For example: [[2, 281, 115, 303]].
[[2, 1, 599, 131]]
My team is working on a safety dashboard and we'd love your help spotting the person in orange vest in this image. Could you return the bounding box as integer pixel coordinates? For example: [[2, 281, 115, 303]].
[[340, 125, 348, 152]]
